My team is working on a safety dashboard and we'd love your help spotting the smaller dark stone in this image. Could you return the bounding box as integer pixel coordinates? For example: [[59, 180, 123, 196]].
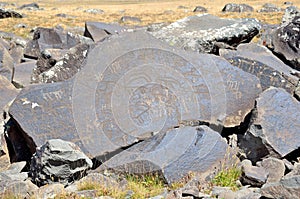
[[84, 9, 104, 14], [241, 159, 269, 187], [259, 3, 283, 12], [29, 139, 93, 186], [120, 16, 141, 24], [178, 5, 188, 9], [0, 8, 22, 18], [222, 3, 254, 12], [193, 6, 207, 12], [18, 3, 39, 10]]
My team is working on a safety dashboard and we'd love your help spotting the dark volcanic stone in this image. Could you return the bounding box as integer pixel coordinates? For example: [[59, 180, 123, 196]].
[[282, 6, 300, 25], [151, 14, 260, 53], [222, 3, 254, 12], [261, 175, 300, 199], [0, 43, 14, 81], [220, 43, 299, 95], [18, 3, 39, 10], [0, 75, 18, 110], [241, 159, 268, 187], [272, 16, 300, 70], [259, 3, 283, 12], [84, 9, 104, 14], [193, 6, 207, 12], [31, 43, 92, 83], [84, 21, 126, 42], [261, 157, 285, 183], [13, 61, 36, 87], [99, 126, 232, 184], [239, 87, 300, 162], [0, 8, 22, 18], [24, 27, 89, 59], [9, 32, 260, 160], [120, 16, 142, 23], [30, 139, 92, 186]]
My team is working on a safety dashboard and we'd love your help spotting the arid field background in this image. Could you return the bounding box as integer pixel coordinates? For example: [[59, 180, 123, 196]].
[[2, 0, 300, 38]]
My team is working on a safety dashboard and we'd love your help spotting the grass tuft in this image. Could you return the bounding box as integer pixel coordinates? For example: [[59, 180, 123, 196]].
[[212, 166, 242, 191]]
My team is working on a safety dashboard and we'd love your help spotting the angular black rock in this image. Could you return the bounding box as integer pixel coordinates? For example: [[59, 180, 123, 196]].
[[259, 3, 283, 12], [0, 43, 14, 82], [222, 3, 254, 12], [239, 87, 300, 162], [13, 61, 36, 87], [282, 6, 300, 25], [24, 27, 90, 59], [31, 43, 92, 83], [9, 31, 260, 160], [0, 8, 22, 19], [193, 6, 207, 13], [29, 139, 92, 186], [84, 21, 126, 42], [99, 126, 232, 184], [220, 43, 299, 95], [151, 14, 260, 53], [261, 175, 300, 199], [272, 16, 300, 70]]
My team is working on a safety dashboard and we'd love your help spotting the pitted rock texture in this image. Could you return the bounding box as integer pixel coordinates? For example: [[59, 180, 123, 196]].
[[151, 14, 260, 53]]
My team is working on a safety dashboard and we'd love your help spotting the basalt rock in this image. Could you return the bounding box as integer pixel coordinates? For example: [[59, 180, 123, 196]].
[[0, 8, 22, 18], [99, 126, 234, 185], [272, 16, 300, 70], [84, 21, 126, 42], [151, 14, 260, 54], [24, 27, 92, 59], [220, 43, 300, 95], [0, 43, 14, 82], [8, 32, 260, 161], [222, 3, 254, 12], [239, 87, 300, 162], [29, 139, 93, 186], [31, 43, 92, 83]]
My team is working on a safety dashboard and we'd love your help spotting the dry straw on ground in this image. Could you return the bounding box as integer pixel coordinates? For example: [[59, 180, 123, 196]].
[[1, 0, 298, 38]]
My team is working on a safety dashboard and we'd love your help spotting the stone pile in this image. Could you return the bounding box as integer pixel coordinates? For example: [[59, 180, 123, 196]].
[[0, 4, 299, 199]]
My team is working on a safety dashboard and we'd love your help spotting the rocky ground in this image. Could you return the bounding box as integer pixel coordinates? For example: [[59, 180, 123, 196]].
[[0, 1, 300, 199]]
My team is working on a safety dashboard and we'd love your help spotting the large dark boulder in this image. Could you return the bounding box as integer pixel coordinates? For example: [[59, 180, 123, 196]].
[[222, 3, 254, 12], [31, 43, 92, 83], [151, 14, 260, 53], [220, 43, 300, 95], [272, 16, 300, 70], [29, 139, 92, 186], [0, 8, 22, 18], [84, 21, 126, 42], [8, 32, 260, 161], [239, 87, 300, 162], [24, 27, 92, 59], [99, 126, 234, 184]]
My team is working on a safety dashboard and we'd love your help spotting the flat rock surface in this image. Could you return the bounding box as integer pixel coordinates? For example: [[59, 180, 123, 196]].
[[151, 14, 260, 53], [220, 43, 299, 94], [0, 75, 18, 110], [261, 175, 300, 199], [13, 61, 36, 87], [9, 31, 260, 159], [99, 126, 231, 184], [241, 87, 300, 161]]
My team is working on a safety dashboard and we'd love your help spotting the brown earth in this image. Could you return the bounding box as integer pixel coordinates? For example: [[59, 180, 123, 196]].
[[1, 0, 299, 38]]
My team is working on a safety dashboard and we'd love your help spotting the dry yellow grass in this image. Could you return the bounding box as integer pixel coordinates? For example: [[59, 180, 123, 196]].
[[0, 0, 299, 37], [1, 0, 298, 38]]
